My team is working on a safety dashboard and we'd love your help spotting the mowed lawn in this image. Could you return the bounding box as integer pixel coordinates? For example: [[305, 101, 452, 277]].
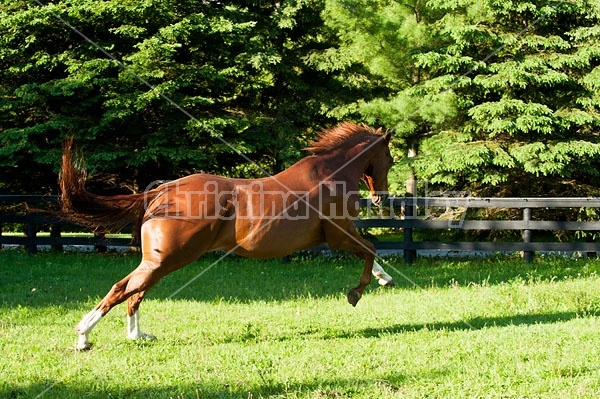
[[2, 250, 600, 398]]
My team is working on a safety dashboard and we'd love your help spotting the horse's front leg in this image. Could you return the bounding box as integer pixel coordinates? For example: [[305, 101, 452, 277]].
[[347, 251, 375, 307], [345, 259, 396, 306], [323, 221, 377, 306], [372, 260, 395, 287]]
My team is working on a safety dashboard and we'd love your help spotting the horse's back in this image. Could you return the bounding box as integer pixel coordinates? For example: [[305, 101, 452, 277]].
[[144, 173, 236, 219], [140, 171, 328, 259]]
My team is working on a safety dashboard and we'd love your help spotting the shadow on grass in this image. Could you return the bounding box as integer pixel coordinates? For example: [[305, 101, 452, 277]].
[[345, 311, 581, 339], [204, 311, 583, 345], [1, 372, 415, 399]]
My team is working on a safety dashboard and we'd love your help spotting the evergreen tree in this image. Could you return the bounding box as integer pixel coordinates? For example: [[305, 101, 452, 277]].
[[316, 0, 452, 194], [0, 0, 340, 193], [321, 0, 600, 196]]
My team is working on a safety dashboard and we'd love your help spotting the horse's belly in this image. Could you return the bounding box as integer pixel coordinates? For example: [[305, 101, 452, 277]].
[[229, 219, 323, 258]]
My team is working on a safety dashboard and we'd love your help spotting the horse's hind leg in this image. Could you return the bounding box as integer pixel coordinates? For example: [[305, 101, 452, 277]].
[[126, 291, 155, 340], [76, 274, 131, 350], [75, 260, 161, 350]]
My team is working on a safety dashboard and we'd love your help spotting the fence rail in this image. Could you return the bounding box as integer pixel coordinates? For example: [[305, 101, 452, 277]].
[[1, 195, 598, 262], [359, 196, 599, 263], [0, 195, 135, 253]]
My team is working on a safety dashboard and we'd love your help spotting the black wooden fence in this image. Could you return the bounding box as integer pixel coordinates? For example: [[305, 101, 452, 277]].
[[1, 195, 599, 262], [357, 197, 600, 263], [0, 195, 134, 254]]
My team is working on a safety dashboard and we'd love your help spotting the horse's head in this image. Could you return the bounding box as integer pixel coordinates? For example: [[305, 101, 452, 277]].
[[361, 130, 393, 206], [306, 123, 394, 206]]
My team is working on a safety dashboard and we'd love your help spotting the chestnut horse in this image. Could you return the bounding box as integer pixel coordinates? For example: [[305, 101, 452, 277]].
[[61, 123, 395, 350]]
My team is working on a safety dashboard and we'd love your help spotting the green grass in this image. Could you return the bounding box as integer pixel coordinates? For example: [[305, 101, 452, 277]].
[[2, 250, 600, 398]]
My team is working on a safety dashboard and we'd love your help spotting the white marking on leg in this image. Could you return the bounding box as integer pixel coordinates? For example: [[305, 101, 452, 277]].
[[76, 309, 103, 334], [75, 309, 103, 350], [372, 260, 395, 286], [127, 310, 140, 339], [76, 332, 91, 351], [127, 310, 156, 340]]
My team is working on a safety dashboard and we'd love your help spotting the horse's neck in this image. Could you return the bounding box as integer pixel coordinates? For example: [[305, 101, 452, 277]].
[[291, 150, 368, 183]]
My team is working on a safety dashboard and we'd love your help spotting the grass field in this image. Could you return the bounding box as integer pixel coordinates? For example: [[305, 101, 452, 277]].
[[2, 250, 600, 398]]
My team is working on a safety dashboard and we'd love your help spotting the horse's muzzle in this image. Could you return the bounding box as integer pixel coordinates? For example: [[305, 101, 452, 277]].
[[371, 192, 389, 207]]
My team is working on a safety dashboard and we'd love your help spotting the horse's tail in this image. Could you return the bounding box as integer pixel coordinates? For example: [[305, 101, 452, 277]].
[[59, 138, 155, 233]]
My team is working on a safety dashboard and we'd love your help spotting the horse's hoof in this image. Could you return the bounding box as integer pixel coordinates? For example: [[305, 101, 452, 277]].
[[383, 279, 396, 287], [76, 333, 92, 351], [128, 331, 157, 341], [139, 332, 157, 341], [347, 289, 362, 307], [75, 342, 92, 351]]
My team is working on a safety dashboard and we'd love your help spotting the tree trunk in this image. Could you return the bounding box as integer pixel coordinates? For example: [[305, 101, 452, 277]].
[[406, 140, 418, 196]]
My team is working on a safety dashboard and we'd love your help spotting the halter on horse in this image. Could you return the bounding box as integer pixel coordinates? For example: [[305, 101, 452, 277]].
[[61, 122, 395, 350]]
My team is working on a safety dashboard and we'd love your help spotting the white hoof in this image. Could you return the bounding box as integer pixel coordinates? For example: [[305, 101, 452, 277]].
[[76, 333, 92, 351]]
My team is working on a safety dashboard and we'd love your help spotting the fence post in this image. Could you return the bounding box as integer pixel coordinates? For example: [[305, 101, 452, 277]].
[[94, 231, 107, 253], [404, 197, 415, 264], [586, 235, 597, 259], [522, 207, 533, 263], [50, 224, 63, 252], [25, 221, 37, 255]]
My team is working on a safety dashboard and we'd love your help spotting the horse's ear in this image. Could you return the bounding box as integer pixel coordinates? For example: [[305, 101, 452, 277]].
[[382, 129, 392, 144]]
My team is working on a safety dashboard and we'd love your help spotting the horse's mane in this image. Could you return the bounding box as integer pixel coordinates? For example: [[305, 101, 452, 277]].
[[306, 122, 382, 155]]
